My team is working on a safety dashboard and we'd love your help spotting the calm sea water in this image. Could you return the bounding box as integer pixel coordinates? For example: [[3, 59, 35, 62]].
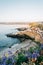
[[0, 24, 27, 51]]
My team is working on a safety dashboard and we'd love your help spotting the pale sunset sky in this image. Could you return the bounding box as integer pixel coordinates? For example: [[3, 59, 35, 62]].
[[0, 0, 43, 22]]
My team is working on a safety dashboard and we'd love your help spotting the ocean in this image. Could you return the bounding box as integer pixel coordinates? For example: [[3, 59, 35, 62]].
[[0, 25, 20, 51], [0, 24, 28, 52]]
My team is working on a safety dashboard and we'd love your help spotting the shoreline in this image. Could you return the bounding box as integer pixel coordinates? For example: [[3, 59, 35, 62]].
[[0, 39, 37, 57]]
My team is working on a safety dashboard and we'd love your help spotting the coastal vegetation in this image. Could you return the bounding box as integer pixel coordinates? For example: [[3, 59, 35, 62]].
[[0, 22, 43, 65], [0, 43, 43, 65], [37, 24, 43, 30]]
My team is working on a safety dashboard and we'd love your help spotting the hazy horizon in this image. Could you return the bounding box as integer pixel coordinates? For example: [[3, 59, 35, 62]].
[[0, 0, 43, 22]]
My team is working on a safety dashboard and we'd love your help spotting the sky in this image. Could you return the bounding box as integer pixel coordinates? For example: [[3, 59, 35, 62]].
[[0, 0, 43, 22]]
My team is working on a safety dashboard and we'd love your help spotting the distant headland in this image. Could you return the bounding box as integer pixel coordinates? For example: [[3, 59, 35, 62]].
[[0, 21, 43, 25]]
